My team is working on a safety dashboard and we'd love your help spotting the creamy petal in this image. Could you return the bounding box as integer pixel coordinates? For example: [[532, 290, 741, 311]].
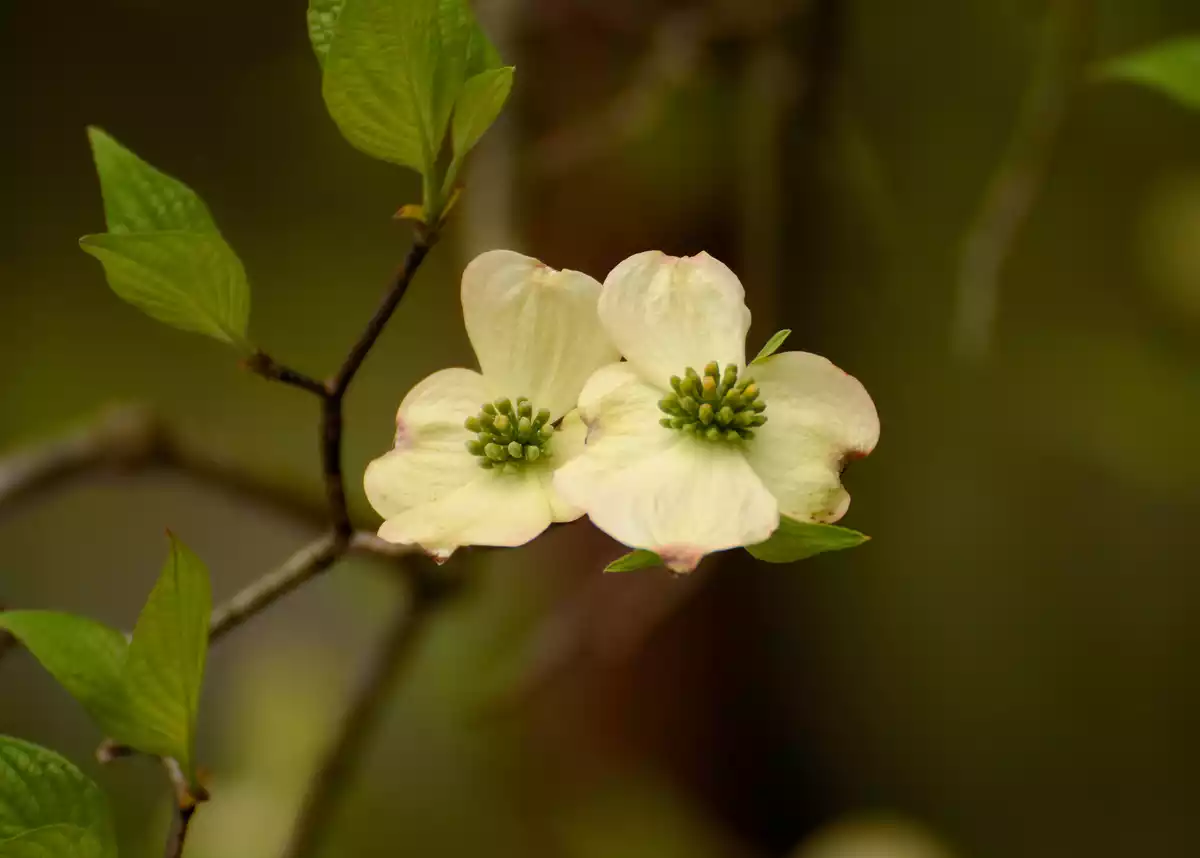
[[365, 368, 488, 521], [554, 387, 779, 566], [743, 351, 879, 522], [575, 362, 665, 446], [377, 469, 556, 560], [599, 251, 751, 387], [462, 250, 619, 420], [540, 409, 588, 522]]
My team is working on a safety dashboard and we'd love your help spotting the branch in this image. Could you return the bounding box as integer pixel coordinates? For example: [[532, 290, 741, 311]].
[[0, 405, 327, 527], [282, 567, 456, 858], [952, 0, 1095, 360], [247, 236, 434, 542]]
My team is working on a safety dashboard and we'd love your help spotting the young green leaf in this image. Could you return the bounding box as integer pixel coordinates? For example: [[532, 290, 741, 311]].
[[120, 535, 212, 781], [307, 0, 346, 65], [746, 517, 869, 564], [0, 612, 130, 740], [79, 231, 250, 344], [0, 737, 117, 858], [321, 0, 502, 186], [751, 329, 792, 365], [604, 550, 664, 573], [1099, 36, 1200, 111], [447, 66, 514, 178], [80, 127, 251, 346]]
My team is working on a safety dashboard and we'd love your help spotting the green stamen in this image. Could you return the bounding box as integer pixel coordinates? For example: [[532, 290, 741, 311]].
[[658, 361, 767, 442], [465, 396, 555, 469]]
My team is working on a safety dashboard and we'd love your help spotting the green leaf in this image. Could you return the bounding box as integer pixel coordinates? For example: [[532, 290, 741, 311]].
[[120, 535, 212, 782], [81, 127, 250, 346], [307, 0, 346, 66], [604, 550, 664, 573], [321, 0, 502, 185], [1098, 36, 1200, 111], [79, 232, 250, 345], [449, 66, 514, 166], [751, 329, 792, 365], [0, 613, 130, 740], [746, 517, 869, 564], [0, 737, 117, 858], [86, 127, 216, 234]]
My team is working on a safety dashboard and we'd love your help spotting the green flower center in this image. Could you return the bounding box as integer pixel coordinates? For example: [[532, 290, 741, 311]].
[[658, 361, 767, 442], [464, 397, 554, 473]]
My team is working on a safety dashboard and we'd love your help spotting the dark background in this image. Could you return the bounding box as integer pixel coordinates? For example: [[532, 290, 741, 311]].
[[2, 1, 1199, 856]]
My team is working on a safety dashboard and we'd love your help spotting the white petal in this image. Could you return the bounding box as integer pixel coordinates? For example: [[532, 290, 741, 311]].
[[743, 351, 879, 522], [553, 386, 779, 568], [377, 470, 556, 560], [364, 368, 487, 521], [599, 251, 751, 387], [576, 362, 665, 443], [462, 250, 619, 419], [539, 409, 588, 522]]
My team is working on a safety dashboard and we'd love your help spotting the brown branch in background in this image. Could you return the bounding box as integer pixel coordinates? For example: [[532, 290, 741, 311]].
[[952, 0, 1095, 361], [282, 566, 457, 858], [0, 405, 328, 527]]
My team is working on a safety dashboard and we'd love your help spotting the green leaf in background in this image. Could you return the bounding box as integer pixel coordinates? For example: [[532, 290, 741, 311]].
[[751, 329, 792, 365], [320, 0, 502, 196], [120, 535, 212, 782], [444, 66, 514, 191], [747, 517, 869, 564], [80, 127, 250, 346], [0, 737, 117, 858], [0, 613, 129, 741], [1099, 36, 1200, 111], [604, 550, 664, 573], [307, 0, 346, 66]]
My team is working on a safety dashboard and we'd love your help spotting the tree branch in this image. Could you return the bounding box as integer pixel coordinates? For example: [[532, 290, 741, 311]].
[[952, 0, 1095, 361], [0, 405, 327, 527], [282, 566, 455, 858]]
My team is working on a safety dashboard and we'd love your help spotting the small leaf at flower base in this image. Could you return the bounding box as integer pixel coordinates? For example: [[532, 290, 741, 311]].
[[120, 534, 212, 782], [751, 329, 792, 365], [450, 66, 515, 165], [746, 517, 869, 564], [1098, 36, 1200, 111], [307, 0, 346, 66], [0, 612, 130, 741], [0, 736, 118, 858], [81, 127, 251, 346], [604, 550, 664, 573]]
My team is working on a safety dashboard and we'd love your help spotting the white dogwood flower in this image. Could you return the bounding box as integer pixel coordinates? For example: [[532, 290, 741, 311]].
[[365, 250, 619, 560], [553, 251, 879, 572]]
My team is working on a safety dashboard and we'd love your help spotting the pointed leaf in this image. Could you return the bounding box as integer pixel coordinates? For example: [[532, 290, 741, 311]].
[[307, 0, 346, 66], [0, 612, 130, 740], [604, 550, 664, 573], [321, 0, 501, 178], [79, 231, 250, 344], [0, 737, 117, 858], [747, 517, 869, 564], [86, 127, 216, 234], [1099, 36, 1200, 111], [82, 128, 251, 345], [121, 535, 212, 781], [450, 66, 514, 163], [751, 329, 792, 365]]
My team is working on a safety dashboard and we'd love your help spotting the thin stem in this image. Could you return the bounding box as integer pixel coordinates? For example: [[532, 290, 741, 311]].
[[953, 0, 1094, 360], [242, 353, 327, 398], [282, 576, 446, 858], [164, 805, 197, 858]]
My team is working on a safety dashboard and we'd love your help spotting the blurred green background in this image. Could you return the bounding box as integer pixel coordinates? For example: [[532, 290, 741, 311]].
[[3, 0, 1199, 856]]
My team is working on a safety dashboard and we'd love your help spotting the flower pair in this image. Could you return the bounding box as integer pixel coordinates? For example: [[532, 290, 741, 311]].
[[364, 249, 879, 571]]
